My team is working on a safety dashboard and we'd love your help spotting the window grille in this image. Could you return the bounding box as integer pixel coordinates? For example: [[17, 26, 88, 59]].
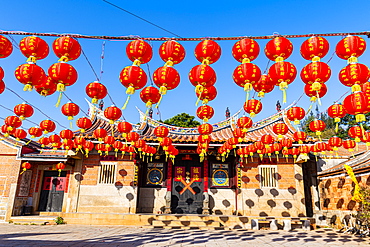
[[99, 162, 116, 184], [259, 165, 277, 188]]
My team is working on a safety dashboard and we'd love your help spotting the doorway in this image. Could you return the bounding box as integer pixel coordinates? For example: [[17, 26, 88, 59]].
[[38, 171, 67, 212], [171, 158, 203, 214]]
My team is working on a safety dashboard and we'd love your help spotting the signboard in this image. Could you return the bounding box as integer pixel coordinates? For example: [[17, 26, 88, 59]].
[[18, 170, 32, 197]]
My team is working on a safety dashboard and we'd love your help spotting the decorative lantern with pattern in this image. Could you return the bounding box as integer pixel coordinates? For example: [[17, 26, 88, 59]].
[[309, 119, 326, 139], [126, 40, 152, 66], [232, 63, 261, 101], [339, 63, 370, 92], [38, 136, 50, 148], [61, 102, 80, 120], [119, 66, 147, 109], [159, 40, 185, 66], [14, 129, 27, 141], [21, 162, 31, 174], [304, 83, 327, 102], [237, 116, 253, 132], [265, 37, 293, 62], [28, 127, 42, 138], [293, 131, 307, 144], [140, 86, 161, 109], [93, 128, 107, 142], [196, 105, 214, 122], [232, 38, 260, 63], [15, 63, 45, 91], [117, 121, 133, 138], [244, 99, 262, 117], [154, 126, 169, 142], [300, 62, 331, 85], [76, 117, 92, 133], [60, 129, 74, 143], [253, 74, 274, 98], [56, 162, 66, 176], [329, 136, 343, 151], [194, 40, 221, 64], [272, 122, 289, 139], [0, 35, 13, 58], [104, 105, 122, 124], [342, 139, 356, 153], [348, 126, 365, 142], [5, 116, 22, 131], [49, 63, 78, 106], [343, 91, 369, 123], [126, 132, 140, 144], [286, 106, 306, 125], [195, 85, 217, 105], [198, 123, 213, 139], [153, 66, 180, 104], [0, 79, 4, 95], [268, 61, 297, 103], [19, 36, 49, 63], [83, 141, 94, 157], [300, 36, 329, 61], [261, 134, 275, 148], [86, 81, 107, 104], [35, 76, 57, 96], [336, 35, 366, 63], [53, 37, 81, 62], [14, 103, 34, 120]]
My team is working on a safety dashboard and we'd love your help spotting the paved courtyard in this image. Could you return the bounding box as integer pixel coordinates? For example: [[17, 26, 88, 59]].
[[0, 224, 369, 246]]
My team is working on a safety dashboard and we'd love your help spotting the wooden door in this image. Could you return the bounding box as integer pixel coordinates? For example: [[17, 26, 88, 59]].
[[38, 171, 66, 212], [171, 159, 203, 214]]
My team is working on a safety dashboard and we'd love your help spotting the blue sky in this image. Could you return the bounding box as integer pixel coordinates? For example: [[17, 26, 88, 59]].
[[1, 0, 370, 134]]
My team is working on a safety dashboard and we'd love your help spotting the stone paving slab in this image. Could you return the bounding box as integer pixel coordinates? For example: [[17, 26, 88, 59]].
[[0, 224, 369, 246]]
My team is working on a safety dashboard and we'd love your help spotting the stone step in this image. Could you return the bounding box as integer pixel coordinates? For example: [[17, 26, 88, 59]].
[[142, 225, 231, 230], [10, 216, 58, 225], [152, 219, 221, 227]]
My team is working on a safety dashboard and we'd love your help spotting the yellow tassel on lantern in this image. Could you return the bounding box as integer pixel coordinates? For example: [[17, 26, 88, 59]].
[[242, 58, 251, 64], [258, 91, 265, 98], [92, 98, 98, 104], [26, 56, 37, 64], [164, 60, 174, 67], [244, 83, 252, 102], [347, 56, 358, 64], [23, 84, 33, 92], [20, 168, 27, 175], [351, 84, 362, 92], [58, 56, 69, 63], [202, 59, 210, 65], [133, 59, 141, 66], [356, 114, 366, 123], [279, 82, 288, 103], [312, 56, 321, 62], [275, 56, 284, 62]]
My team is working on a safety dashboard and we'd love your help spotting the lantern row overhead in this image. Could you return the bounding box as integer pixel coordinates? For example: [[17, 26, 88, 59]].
[[1, 34, 370, 164]]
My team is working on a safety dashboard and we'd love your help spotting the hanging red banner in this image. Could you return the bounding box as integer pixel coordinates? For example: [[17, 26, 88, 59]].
[[174, 166, 185, 181], [191, 167, 201, 182]]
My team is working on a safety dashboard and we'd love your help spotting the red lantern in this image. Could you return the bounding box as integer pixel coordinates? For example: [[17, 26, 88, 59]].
[[348, 126, 364, 142], [60, 129, 74, 141], [73, 137, 86, 151], [0, 35, 13, 58], [253, 74, 274, 98], [120, 66, 147, 108], [272, 122, 289, 139], [232, 38, 260, 63], [293, 131, 307, 144], [56, 162, 66, 175], [126, 132, 140, 143], [49, 134, 61, 148], [76, 117, 92, 133], [53, 36, 81, 62], [196, 105, 214, 122], [83, 141, 94, 157], [19, 36, 49, 62], [227, 137, 239, 149], [194, 40, 221, 64], [336, 35, 366, 62], [195, 85, 217, 105], [0, 66, 3, 81], [159, 40, 185, 65], [14, 103, 34, 120], [244, 99, 262, 117], [0, 79, 4, 94], [261, 134, 275, 148], [21, 162, 31, 173], [15, 64, 45, 91], [189, 64, 216, 88], [329, 136, 343, 151], [232, 63, 262, 90], [28, 127, 42, 138], [48, 63, 78, 90], [61, 102, 80, 120], [5, 116, 22, 130], [38, 137, 50, 147], [269, 61, 297, 103], [327, 104, 347, 122], [86, 82, 107, 104], [160, 137, 172, 150], [104, 135, 115, 147], [265, 37, 293, 61], [286, 107, 306, 125], [343, 91, 369, 123], [104, 106, 122, 124], [113, 140, 123, 152], [342, 139, 356, 152], [309, 119, 326, 137], [14, 129, 27, 140], [140, 86, 161, 108], [63, 139, 74, 151], [304, 83, 327, 102], [339, 63, 370, 91], [35, 76, 57, 96], [117, 121, 133, 138], [126, 40, 152, 65], [154, 126, 169, 141], [280, 138, 293, 149], [272, 142, 282, 154], [233, 128, 245, 142], [361, 81, 370, 94], [198, 123, 213, 137], [300, 62, 331, 84], [237, 116, 253, 132], [93, 128, 107, 141], [300, 36, 329, 61], [153, 66, 180, 96]]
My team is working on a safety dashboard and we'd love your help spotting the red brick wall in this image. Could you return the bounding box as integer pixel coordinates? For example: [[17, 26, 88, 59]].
[[0, 142, 21, 197]]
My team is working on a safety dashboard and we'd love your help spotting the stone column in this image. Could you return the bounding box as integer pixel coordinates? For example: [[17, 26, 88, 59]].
[[202, 159, 210, 215], [164, 159, 172, 214]]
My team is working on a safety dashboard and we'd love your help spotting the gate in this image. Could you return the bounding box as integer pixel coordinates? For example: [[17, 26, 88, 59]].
[[38, 171, 67, 212], [171, 159, 203, 214]]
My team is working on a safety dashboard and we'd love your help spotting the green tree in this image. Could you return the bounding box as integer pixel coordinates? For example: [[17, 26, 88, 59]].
[[163, 113, 201, 127]]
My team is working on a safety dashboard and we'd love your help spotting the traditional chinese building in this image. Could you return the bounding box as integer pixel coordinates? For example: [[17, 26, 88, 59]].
[[0, 103, 327, 228]]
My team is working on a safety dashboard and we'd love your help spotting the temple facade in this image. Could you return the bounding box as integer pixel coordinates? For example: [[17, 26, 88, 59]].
[[1, 103, 362, 228]]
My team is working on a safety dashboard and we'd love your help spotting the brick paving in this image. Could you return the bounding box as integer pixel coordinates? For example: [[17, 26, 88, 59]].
[[0, 224, 369, 246]]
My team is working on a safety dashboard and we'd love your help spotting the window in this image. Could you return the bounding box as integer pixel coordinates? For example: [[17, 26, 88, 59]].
[[211, 163, 230, 187], [259, 165, 277, 188], [99, 161, 116, 184]]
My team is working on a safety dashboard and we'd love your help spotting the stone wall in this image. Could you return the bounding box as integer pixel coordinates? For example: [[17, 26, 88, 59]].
[[136, 187, 167, 213]]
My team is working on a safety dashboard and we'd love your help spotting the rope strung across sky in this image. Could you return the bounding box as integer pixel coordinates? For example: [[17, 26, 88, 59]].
[[1, 30, 370, 41]]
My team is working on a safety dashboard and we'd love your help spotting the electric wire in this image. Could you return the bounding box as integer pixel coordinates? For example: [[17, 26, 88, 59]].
[[102, 0, 182, 38]]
